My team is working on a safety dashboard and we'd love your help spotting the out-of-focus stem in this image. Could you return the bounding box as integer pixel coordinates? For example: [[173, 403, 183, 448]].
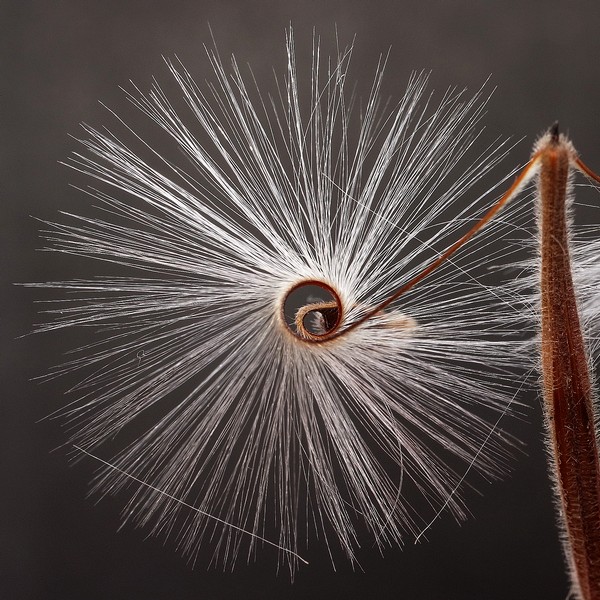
[[538, 126, 600, 600]]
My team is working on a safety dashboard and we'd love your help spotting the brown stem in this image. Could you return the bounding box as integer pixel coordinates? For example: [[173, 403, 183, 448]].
[[287, 154, 541, 344], [538, 130, 600, 600]]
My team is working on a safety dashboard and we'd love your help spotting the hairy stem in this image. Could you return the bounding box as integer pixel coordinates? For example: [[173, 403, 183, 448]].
[[538, 129, 600, 600]]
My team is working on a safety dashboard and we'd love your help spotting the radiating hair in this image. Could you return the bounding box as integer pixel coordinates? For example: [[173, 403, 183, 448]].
[[32, 30, 532, 574]]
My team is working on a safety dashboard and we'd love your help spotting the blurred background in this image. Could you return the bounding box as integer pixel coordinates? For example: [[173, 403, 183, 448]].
[[4, 1, 600, 598]]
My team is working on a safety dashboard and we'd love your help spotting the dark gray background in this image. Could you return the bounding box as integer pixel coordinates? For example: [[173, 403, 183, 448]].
[[4, 1, 600, 598]]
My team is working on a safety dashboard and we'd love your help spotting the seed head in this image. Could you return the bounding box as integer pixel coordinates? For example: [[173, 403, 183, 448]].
[[33, 30, 529, 574]]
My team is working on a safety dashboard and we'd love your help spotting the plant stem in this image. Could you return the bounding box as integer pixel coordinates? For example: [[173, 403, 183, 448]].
[[538, 127, 600, 600]]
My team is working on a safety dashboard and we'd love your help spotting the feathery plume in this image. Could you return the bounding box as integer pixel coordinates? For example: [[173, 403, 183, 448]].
[[32, 31, 529, 573]]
